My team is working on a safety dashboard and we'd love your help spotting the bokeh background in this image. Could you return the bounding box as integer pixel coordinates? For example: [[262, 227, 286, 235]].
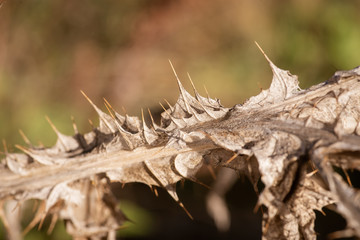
[[1, 0, 360, 239]]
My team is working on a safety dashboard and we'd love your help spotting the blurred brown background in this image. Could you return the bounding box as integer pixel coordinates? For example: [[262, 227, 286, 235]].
[[0, 0, 360, 239]]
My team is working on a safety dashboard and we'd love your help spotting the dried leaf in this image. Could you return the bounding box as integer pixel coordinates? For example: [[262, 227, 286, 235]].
[[1, 52, 360, 239]]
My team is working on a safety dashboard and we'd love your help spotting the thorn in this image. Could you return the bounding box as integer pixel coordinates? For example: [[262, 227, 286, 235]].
[[45, 115, 59, 134], [104, 98, 126, 125], [45, 116, 68, 149], [32, 200, 39, 212], [151, 186, 159, 197], [253, 201, 261, 213], [70, 116, 79, 134], [193, 178, 211, 190], [168, 60, 179, 81], [147, 108, 157, 130], [22, 201, 45, 236], [103, 98, 114, 115], [38, 211, 46, 230], [342, 168, 352, 187], [203, 85, 211, 100], [226, 152, 239, 164], [159, 102, 170, 115], [159, 102, 183, 127], [103, 103, 134, 149], [318, 208, 326, 216], [263, 219, 270, 234], [187, 72, 195, 89], [187, 79, 217, 119], [88, 119, 94, 129], [81, 90, 116, 132], [80, 90, 93, 104], [194, 95, 216, 119], [154, 188, 158, 197], [306, 169, 318, 178], [187, 72, 199, 95], [163, 99, 174, 112], [121, 183, 126, 188], [116, 126, 131, 141], [180, 179, 185, 188], [47, 213, 58, 235], [254, 41, 272, 64], [103, 97, 112, 107], [168, 60, 192, 113], [19, 129, 31, 146], [103, 98, 117, 116], [109, 112, 134, 150], [104, 100, 115, 119], [178, 201, 193, 220], [141, 108, 145, 124], [15, 144, 31, 155], [141, 108, 152, 134]]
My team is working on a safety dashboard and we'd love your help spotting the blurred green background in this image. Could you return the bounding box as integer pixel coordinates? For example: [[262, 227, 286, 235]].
[[1, 0, 360, 239]]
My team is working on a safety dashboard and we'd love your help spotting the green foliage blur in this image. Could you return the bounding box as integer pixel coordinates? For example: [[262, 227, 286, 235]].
[[0, 0, 360, 239]]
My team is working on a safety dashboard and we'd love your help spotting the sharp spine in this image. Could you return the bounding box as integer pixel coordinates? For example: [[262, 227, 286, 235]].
[[80, 90, 117, 133]]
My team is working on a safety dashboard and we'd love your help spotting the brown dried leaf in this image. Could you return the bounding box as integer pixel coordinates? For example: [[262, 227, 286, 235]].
[[1, 53, 360, 239]]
